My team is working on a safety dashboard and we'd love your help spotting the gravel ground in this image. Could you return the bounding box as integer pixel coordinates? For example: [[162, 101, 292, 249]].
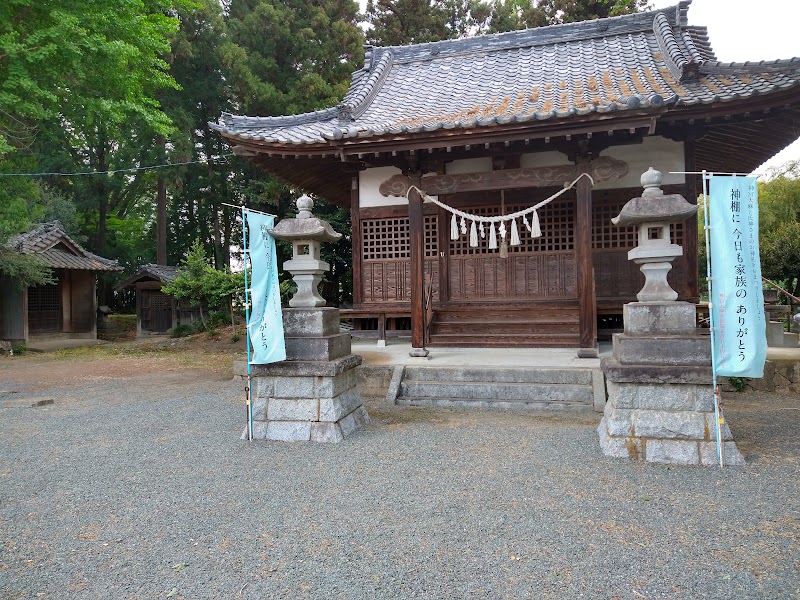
[[0, 354, 798, 599]]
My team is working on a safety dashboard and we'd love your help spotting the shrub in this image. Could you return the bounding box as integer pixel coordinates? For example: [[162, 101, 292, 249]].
[[170, 324, 193, 338]]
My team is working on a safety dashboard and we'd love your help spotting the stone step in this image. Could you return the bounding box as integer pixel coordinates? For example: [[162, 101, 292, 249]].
[[784, 332, 799, 348], [767, 321, 786, 347], [396, 396, 594, 411], [399, 381, 593, 403], [403, 366, 593, 385]]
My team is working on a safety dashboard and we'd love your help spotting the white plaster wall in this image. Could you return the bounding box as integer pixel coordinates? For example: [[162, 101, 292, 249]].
[[446, 157, 493, 174], [597, 137, 685, 190], [360, 166, 439, 207], [359, 166, 406, 207], [519, 151, 573, 169]]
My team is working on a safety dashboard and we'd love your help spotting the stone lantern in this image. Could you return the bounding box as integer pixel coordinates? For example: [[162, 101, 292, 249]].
[[268, 194, 341, 308], [235, 194, 369, 443], [597, 168, 745, 466], [612, 167, 697, 302]]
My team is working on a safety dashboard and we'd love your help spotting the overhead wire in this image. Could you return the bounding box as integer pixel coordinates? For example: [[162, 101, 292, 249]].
[[0, 155, 235, 177]]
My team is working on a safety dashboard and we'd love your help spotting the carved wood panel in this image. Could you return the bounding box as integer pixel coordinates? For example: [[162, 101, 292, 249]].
[[361, 259, 439, 303], [449, 252, 577, 301]]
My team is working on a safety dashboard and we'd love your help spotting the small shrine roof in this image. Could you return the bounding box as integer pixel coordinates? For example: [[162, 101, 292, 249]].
[[114, 264, 180, 290], [8, 221, 122, 272]]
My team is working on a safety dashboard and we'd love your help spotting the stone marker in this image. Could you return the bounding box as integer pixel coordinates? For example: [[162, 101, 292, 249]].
[[238, 195, 369, 443], [597, 168, 745, 466]]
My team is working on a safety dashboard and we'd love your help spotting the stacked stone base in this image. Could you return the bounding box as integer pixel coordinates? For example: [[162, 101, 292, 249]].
[[245, 356, 370, 442], [598, 302, 745, 466], [237, 307, 369, 443], [597, 371, 744, 465]]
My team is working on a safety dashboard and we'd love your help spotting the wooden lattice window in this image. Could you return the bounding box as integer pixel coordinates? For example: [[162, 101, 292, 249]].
[[424, 215, 438, 257], [362, 215, 438, 260], [28, 282, 61, 333], [449, 199, 575, 256], [592, 200, 684, 249]]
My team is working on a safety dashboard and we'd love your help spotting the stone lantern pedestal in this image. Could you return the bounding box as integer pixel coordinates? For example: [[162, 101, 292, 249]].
[[237, 195, 369, 443], [597, 169, 745, 465]]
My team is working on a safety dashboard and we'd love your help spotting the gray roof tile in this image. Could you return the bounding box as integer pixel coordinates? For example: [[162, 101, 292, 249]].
[[211, 2, 800, 147], [8, 221, 121, 271]]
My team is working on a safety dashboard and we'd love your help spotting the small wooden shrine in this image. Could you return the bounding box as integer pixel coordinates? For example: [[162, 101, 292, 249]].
[[211, 1, 800, 354], [1, 221, 122, 343], [114, 264, 204, 336]]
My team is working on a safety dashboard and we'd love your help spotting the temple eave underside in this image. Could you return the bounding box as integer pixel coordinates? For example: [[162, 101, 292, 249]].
[[224, 93, 800, 208]]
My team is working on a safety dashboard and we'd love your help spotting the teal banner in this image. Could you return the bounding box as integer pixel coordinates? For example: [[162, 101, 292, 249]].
[[246, 212, 286, 364], [708, 176, 766, 377]]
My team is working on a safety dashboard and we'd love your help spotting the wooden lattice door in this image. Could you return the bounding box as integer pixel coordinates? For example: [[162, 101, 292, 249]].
[[446, 196, 577, 302], [142, 290, 173, 333], [28, 282, 62, 333]]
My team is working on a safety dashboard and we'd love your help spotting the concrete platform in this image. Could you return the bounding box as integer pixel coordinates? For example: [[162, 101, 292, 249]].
[[351, 340, 611, 369]]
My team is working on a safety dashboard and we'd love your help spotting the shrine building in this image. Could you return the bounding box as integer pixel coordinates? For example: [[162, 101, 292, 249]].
[[211, 1, 800, 356]]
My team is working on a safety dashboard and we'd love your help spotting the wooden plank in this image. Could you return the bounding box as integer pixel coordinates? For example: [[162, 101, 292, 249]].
[[408, 176, 425, 349], [575, 160, 597, 354], [437, 203, 450, 302], [378, 313, 386, 342], [359, 204, 439, 220]]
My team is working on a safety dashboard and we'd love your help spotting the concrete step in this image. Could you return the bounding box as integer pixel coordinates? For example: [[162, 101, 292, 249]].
[[404, 366, 593, 385], [396, 396, 593, 411], [767, 321, 786, 347], [785, 332, 799, 348], [389, 365, 603, 413], [399, 381, 593, 403]]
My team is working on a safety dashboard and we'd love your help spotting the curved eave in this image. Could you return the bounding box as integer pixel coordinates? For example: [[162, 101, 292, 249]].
[[219, 106, 671, 158]]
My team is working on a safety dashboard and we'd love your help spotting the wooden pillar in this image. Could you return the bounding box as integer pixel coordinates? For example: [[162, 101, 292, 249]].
[[350, 176, 364, 306], [61, 270, 72, 334], [576, 159, 598, 357], [408, 174, 429, 356], [683, 138, 700, 302]]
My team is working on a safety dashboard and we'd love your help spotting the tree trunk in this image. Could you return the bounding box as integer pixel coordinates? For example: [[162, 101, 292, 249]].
[[157, 136, 167, 265]]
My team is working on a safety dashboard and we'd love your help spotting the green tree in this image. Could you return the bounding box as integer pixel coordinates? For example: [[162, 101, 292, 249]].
[[223, 0, 364, 116], [366, 0, 650, 43], [0, 156, 55, 286], [759, 160, 800, 298], [0, 0, 183, 155], [163, 240, 244, 327], [365, 0, 450, 45]]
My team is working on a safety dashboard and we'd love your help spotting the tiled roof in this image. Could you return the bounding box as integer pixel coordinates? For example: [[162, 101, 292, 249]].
[[8, 221, 122, 272], [139, 264, 179, 282], [211, 1, 800, 147], [114, 264, 179, 290]]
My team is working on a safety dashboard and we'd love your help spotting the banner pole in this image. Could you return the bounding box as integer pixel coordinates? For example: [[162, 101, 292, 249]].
[[703, 171, 724, 467], [242, 207, 254, 442]]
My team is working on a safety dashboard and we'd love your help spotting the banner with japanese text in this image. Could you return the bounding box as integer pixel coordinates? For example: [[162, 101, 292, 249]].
[[708, 176, 766, 377], [245, 211, 286, 364]]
